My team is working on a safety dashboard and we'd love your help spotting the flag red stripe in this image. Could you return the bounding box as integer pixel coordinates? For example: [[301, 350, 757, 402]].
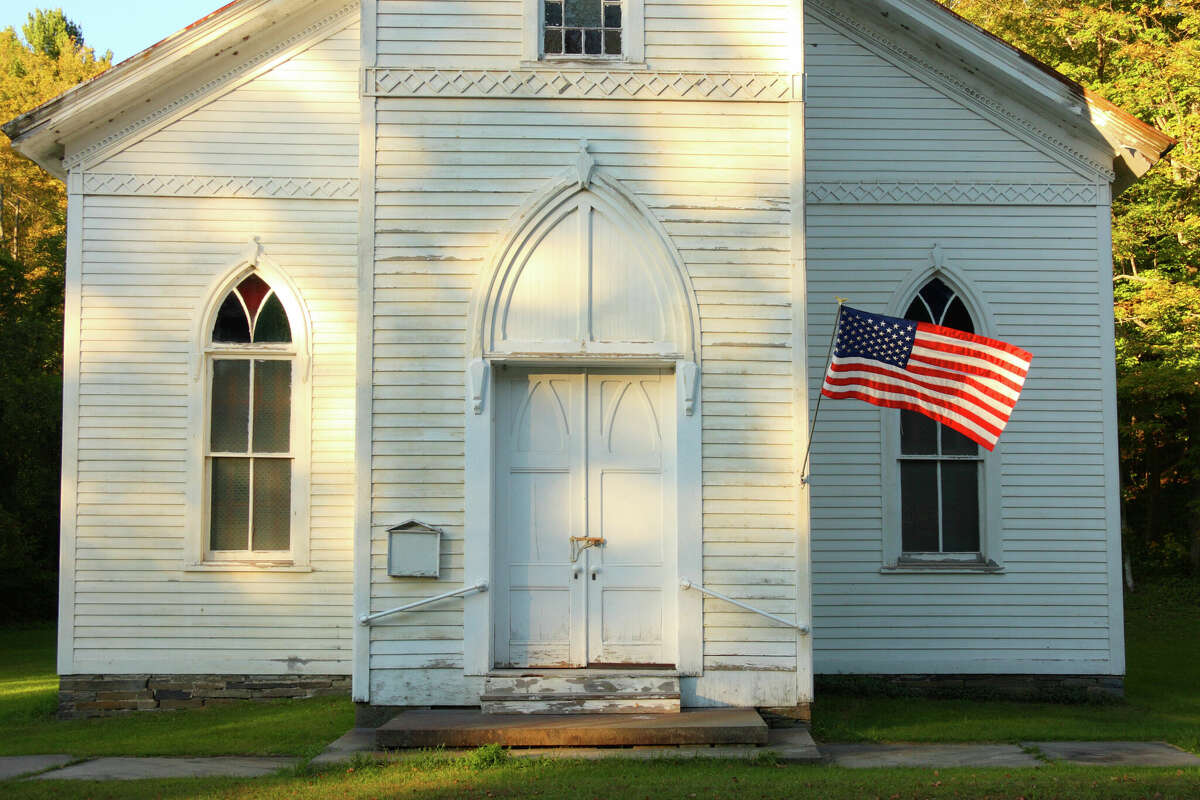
[[821, 374, 1005, 438], [918, 321, 1034, 362], [828, 358, 1019, 412], [908, 349, 1028, 392], [820, 387, 999, 450]]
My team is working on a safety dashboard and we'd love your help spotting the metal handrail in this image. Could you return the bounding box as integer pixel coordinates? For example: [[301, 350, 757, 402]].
[[680, 577, 810, 634], [359, 581, 488, 626]]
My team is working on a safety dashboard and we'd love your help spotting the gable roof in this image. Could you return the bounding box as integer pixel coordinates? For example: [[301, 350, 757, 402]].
[[2, 0, 337, 179], [4, 0, 1176, 187]]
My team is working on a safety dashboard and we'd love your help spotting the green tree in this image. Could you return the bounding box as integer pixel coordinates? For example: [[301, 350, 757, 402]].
[[21, 8, 82, 60], [941, 0, 1200, 576], [0, 11, 108, 620]]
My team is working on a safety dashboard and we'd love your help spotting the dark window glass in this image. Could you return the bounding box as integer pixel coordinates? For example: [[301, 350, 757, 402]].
[[544, 28, 563, 53], [253, 360, 292, 453], [604, 3, 621, 27], [904, 297, 933, 324], [545, 1, 563, 26], [584, 28, 602, 54], [565, 28, 583, 53], [941, 424, 978, 456], [901, 461, 939, 552], [920, 278, 955, 322], [254, 294, 292, 343], [603, 29, 621, 54], [210, 458, 250, 550], [210, 360, 250, 452], [213, 293, 251, 343], [252, 459, 291, 550], [900, 409, 937, 455], [943, 297, 974, 333], [941, 462, 980, 551], [565, 0, 602, 28]]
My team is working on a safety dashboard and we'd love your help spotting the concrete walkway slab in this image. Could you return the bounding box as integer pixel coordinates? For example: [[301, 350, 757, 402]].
[[0, 755, 73, 780], [314, 725, 821, 764], [822, 743, 1042, 769], [30, 756, 299, 781], [1027, 741, 1200, 767]]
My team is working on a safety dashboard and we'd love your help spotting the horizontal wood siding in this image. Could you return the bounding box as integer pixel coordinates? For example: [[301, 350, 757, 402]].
[[70, 22, 359, 675], [369, 97, 798, 677], [96, 24, 359, 179], [805, 15, 1087, 184], [806, 15, 1116, 675], [374, 0, 791, 72]]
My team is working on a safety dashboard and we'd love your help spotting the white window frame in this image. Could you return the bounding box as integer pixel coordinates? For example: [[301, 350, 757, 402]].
[[879, 268, 1004, 574], [522, 0, 645, 66], [184, 243, 313, 572]]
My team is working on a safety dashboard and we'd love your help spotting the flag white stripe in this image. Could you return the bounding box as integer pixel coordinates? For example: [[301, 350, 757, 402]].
[[823, 383, 1000, 446], [911, 342, 1030, 383], [831, 355, 1022, 404], [827, 359, 1010, 429], [918, 330, 1033, 372], [829, 359, 1014, 424]]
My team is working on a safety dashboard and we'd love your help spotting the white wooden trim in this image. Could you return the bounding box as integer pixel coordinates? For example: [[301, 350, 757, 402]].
[[807, 182, 1107, 207], [82, 174, 360, 200], [462, 361, 495, 676], [73, 3, 358, 173], [521, 0, 540, 63], [58, 171, 84, 675], [675, 362, 702, 675], [184, 244, 314, 571], [879, 263, 1003, 569], [788, 0, 813, 708], [352, 0, 377, 703], [1097, 203, 1126, 674]]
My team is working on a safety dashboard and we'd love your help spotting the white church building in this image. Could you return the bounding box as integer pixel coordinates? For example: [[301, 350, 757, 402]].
[[4, 0, 1172, 719]]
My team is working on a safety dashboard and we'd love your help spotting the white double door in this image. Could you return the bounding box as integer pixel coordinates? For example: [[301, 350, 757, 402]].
[[495, 368, 676, 668]]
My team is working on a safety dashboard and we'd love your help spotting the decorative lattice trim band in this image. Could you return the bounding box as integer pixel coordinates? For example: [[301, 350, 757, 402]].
[[83, 174, 360, 199], [366, 68, 800, 101], [807, 182, 1107, 206]]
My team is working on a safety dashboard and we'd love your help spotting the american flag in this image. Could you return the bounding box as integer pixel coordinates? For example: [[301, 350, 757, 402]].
[[820, 306, 1033, 451]]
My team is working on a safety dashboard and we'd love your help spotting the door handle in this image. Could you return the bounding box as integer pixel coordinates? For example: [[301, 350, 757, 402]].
[[573, 564, 583, 580], [590, 565, 600, 581]]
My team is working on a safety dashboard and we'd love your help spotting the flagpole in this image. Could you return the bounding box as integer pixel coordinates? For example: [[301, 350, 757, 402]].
[[800, 297, 846, 484]]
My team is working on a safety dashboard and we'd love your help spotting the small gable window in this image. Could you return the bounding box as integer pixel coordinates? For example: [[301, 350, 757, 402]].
[[543, 0, 622, 57], [897, 278, 983, 560], [207, 274, 295, 559]]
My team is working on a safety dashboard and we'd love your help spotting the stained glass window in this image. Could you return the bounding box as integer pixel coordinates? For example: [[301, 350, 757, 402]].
[[898, 278, 982, 556], [543, 0, 622, 56], [212, 274, 292, 344], [208, 273, 294, 556]]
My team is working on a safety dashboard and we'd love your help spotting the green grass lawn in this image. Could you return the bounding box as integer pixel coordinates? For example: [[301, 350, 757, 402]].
[[811, 579, 1200, 753], [4, 758, 1200, 800], [0, 626, 353, 758]]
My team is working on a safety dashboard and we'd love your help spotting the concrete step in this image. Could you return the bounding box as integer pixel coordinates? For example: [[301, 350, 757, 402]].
[[375, 708, 767, 749], [481, 673, 681, 715]]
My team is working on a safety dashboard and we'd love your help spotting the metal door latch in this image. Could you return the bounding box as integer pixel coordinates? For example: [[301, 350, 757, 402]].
[[569, 536, 605, 563]]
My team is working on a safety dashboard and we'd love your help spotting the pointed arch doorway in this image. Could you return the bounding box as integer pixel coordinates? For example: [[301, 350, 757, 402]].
[[462, 172, 703, 676]]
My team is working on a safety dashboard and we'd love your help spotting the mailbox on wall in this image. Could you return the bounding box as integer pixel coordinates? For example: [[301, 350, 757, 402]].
[[386, 520, 442, 578]]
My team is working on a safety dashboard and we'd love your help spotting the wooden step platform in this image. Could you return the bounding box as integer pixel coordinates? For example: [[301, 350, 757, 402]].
[[481, 673, 681, 714], [375, 708, 768, 749]]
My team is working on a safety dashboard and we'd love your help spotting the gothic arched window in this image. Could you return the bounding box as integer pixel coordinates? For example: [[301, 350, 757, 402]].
[[898, 278, 982, 558], [206, 274, 295, 558]]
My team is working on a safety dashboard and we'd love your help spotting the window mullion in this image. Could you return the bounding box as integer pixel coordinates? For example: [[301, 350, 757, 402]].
[[247, 359, 256, 551]]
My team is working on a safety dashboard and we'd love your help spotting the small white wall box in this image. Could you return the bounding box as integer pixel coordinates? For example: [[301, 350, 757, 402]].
[[387, 520, 442, 578]]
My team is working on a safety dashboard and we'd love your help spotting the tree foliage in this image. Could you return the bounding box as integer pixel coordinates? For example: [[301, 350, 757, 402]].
[[0, 11, 107, 620], [942, 0, 1200, 575]]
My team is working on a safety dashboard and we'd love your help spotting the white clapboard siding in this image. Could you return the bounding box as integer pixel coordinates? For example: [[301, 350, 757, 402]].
[[806, 202, 1115, 675], [374, 0, 791, 72], [369, 96, 797, 684], [96, 23, 359, 178], [805, 15, 1088, 184], [70, 20, 359, 675]]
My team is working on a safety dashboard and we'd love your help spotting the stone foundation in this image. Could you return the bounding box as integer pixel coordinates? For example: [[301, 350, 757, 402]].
[[815, 674, 1125, 703], [58, 674, 352, 719]]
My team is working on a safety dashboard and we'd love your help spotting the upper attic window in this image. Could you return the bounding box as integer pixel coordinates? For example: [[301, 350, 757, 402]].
[[524, 0, 643, 65], [543, 0, 622, 57]]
